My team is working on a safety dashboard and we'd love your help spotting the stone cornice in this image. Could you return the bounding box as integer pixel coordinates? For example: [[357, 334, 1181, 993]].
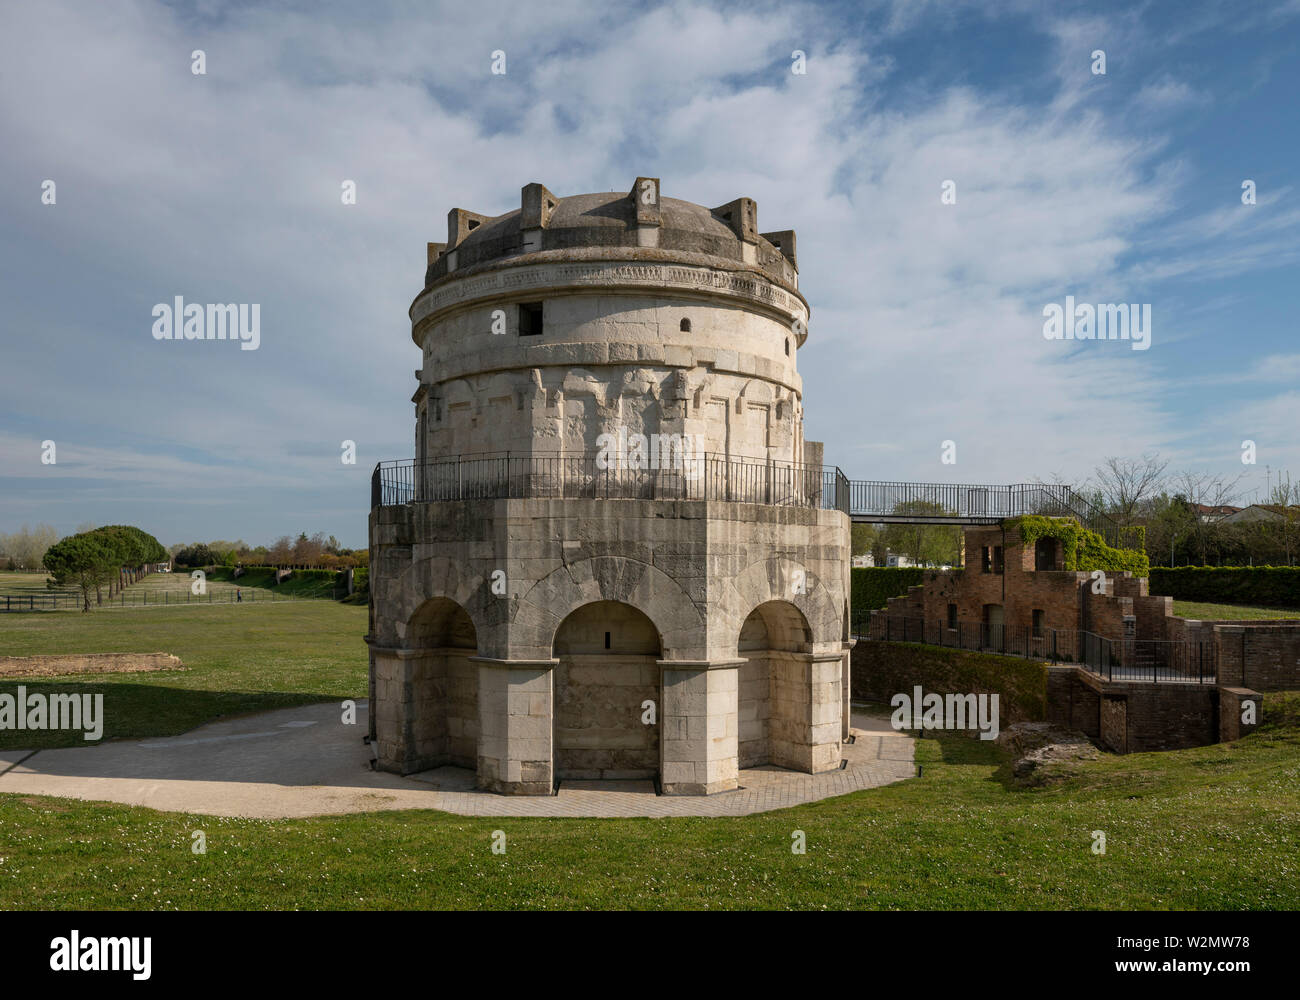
[[410, 258, 809, 336], [468, 656, 561, 669], [656, 658, 749, 670]]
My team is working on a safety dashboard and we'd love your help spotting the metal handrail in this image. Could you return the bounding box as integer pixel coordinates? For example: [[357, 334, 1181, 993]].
[[856, 613, 1216, 683], [371, 456, 1128, 546], [371, 452, 843, 513]]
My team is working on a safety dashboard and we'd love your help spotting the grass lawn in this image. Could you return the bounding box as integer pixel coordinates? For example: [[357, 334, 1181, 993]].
[[1, 694, 1297, 909], [0, 571, 79, 598], [0, 602, 368, 749], [1170, 601, 1299, 620], [2, 601, 1297, 909], [0, 568, 339, 611]]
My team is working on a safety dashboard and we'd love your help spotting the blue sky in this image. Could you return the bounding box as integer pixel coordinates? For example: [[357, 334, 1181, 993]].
[[1, 0, 1297, 548]]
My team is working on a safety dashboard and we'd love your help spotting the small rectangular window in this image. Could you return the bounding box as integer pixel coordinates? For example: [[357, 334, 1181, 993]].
[[1032, 609, 1045, 638], [992, 545, 1004, 574], [947, 603, 958, 630], [519, 302, 543, 336]]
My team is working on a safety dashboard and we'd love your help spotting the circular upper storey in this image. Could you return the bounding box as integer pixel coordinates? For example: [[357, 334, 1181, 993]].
[[410, 178, 809, 345]]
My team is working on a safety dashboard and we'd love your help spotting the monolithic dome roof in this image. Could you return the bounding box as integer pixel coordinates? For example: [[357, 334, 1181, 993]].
[[422, 179, 802, 297], [454, 193, 739, 248]]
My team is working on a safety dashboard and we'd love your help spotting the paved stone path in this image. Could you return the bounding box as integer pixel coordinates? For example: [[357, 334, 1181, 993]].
[[0, 702, 913, 819]]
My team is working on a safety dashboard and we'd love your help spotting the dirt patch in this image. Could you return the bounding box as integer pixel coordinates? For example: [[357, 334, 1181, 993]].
[[996, 721, 1101, 785], [17, 796, 72, 812], [0, 652, 185, 677]]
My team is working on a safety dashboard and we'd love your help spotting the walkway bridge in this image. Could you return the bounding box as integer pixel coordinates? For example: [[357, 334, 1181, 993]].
[[842, 479, 1114, 534], [372, 454, 1129, 548]]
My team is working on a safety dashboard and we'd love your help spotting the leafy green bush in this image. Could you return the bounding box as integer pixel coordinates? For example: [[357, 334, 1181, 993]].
[[1011, 515, 1149, 576], [1149, 566, 1300, 609], [851, 567, 924, 611], [208, 566, 343, 599]]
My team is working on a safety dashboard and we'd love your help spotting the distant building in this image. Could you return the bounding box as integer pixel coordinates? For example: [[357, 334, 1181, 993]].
[[851, 554, 874, 568], [1222, 504, 1300, 524], [1191, 503, 1241, 523]]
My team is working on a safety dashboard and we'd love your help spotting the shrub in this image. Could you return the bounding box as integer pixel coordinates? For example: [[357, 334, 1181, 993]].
[[1149, 566, 1300, 609], [851, 567, 925, 611]]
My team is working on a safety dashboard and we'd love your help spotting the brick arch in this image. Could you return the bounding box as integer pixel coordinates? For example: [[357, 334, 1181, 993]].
[[513, 556, 705, 660], [726, 557, 841, 652]]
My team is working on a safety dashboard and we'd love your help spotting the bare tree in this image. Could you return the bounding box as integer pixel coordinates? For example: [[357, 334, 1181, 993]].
[[269, 535, 293, 565], [0, 523, 60, 570], [1090, 453, 1170, 526], [1173, 468, 1247, 564], [1266, 471, 1300, 564]]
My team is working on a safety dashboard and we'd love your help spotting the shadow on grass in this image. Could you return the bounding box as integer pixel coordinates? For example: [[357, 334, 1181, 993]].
[[0, 681, 352, 751]]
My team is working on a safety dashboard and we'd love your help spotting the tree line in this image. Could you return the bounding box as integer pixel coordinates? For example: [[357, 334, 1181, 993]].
[[172, 532, 367, 570], [849, 456, 1300, 569], [43, 525, 169, 612], [1079, 455, 1299, 567], [0, 524, 60, 570]]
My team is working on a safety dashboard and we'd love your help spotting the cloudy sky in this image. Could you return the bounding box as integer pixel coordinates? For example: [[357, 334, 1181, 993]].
[[1, 0, 1297, 548]]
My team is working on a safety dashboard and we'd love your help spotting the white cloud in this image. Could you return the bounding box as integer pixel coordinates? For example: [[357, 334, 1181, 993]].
[[0, 0, 1296, 541]]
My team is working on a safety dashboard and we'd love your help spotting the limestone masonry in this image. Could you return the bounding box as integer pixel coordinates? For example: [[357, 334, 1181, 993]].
[[367, 178, 853, 795]]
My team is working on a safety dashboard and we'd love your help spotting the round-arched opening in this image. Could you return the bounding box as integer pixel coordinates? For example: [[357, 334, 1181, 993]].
[[680, 317, 691, 332], [737, 600, 811, 768], [407, 597, 479, 768], [552, 600, 662, 781]]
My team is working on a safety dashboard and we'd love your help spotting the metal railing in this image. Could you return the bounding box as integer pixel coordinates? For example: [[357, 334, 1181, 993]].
[[0, 588, 323, 612], [372, 455, 1131, 547], [857, 613, 1216, 684], [372, 453, 842, 511], [842, 480, 1125, 545], [853, 613, 1083, 662]]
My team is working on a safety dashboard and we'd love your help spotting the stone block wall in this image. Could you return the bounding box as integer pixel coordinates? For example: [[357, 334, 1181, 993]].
[[660, 662, 739, 794], [737, 653, 771, 768], [476, 662, 554, 795], [369, 496, 850, 793], [553, 654, 659, 779]]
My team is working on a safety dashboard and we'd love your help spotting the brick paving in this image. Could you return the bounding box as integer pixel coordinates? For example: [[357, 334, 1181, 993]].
[[0, 703, 914, 819]]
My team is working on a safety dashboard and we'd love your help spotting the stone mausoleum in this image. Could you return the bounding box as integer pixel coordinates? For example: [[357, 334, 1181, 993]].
[[366, 177, 852, 795]]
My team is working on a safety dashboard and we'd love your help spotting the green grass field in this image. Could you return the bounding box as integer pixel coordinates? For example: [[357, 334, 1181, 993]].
[[1, 696, 1296, 909], [1170, 600, 1299, 620], [2, 601, 1297, 910], [0, 602, 367, 749], [0, 569, 342, 611]]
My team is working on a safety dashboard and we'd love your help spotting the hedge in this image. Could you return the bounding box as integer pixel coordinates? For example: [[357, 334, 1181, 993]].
[[1149, 566, 1300, 609], [851, 641, 1048, 724], [851, 567, 924, 611]]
